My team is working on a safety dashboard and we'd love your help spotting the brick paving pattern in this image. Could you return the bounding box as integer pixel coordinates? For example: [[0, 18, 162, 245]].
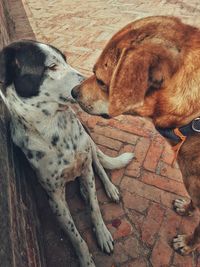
[[8, 0, 200, 266]]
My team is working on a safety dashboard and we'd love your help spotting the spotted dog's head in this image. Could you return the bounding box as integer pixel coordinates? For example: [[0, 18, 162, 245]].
[[0, 40, 84, 119]]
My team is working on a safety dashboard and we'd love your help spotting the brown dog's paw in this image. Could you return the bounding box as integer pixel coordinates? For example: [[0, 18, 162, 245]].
[[173, 199, 194, 216], [172, 235, 195, 255]]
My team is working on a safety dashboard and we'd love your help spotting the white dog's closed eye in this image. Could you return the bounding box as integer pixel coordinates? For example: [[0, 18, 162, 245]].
[[48, 63, 57, 70]]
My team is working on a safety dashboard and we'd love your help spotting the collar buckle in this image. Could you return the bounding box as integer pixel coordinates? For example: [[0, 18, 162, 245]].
[[192, 117, 200, 132]]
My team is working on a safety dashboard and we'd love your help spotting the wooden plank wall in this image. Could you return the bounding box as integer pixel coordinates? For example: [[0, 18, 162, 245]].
[[0, 1, 46, 266]]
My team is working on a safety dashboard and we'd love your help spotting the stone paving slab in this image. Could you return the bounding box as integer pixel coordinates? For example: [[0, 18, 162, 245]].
[[8, 0, 200, 266]]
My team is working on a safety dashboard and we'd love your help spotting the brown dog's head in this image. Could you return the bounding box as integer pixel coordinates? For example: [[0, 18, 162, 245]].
[[72, 16, 200, 128]]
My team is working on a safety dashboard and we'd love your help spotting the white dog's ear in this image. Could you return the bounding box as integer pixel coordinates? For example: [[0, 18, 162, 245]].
[[0, 42, 46, 98], [0, 46, 16, 86]]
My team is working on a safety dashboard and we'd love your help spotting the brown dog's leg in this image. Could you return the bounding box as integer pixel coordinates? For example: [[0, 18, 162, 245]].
[[173, 198, 195, 216], [173, 175, 200, 255], [173, 219, 200, 255]]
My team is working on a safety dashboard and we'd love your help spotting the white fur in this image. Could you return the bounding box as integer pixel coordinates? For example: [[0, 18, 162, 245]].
[[97, 148, 134, 170]]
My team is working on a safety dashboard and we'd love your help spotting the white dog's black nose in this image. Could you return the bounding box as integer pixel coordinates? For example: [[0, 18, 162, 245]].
[[71, 85, 81, 99]]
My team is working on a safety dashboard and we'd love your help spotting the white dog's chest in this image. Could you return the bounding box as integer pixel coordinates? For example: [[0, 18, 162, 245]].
[[61, 152, 89, 182], [11, 115, 91, 186]]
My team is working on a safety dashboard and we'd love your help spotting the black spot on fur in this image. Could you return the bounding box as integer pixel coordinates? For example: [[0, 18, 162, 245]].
[[66, 143, 70, 149], [44, 92, 50, 96], [59, 95, 67, 102], [63, 159, 69, 165], [42, 109, 51, 116], [73, 143, 77, 150], [58, 153, 64, 158], [35, 151, 45, 160], [27, 151, 33, 159], [58, 116, 67, 129], [24, 136, 29, 143], [51, 134, 59, 146]]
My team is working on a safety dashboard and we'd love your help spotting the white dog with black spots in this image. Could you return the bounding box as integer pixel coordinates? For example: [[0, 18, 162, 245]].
[[0, 40, 134, 267]]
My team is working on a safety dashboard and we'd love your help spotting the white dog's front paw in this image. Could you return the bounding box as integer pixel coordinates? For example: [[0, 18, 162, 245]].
[[94, 223, 114, 254], [105, 182, 120, 203]]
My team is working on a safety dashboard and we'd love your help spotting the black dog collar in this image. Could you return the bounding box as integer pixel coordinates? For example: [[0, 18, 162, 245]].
[[156, 117, 200, 164], [156, 117, 200, 142]]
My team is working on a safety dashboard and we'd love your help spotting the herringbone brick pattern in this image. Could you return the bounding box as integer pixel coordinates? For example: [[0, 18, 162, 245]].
[[8, 0, 200, 266]]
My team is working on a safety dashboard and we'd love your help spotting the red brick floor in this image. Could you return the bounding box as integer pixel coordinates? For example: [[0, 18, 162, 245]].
[[8, 0, 200, 266]]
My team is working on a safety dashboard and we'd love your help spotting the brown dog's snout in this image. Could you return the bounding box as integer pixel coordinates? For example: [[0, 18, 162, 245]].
[[71, 85, 81, 99]]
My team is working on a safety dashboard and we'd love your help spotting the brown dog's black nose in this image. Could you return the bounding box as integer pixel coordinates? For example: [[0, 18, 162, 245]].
[[71, 85, 80, 99]]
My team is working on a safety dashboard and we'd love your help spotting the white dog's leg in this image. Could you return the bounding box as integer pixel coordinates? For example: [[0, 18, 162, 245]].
[[90, 139, 133, 201], [49, 191, 95, 267], [92, 156, 120, 203], [82, 164, 114, 254]]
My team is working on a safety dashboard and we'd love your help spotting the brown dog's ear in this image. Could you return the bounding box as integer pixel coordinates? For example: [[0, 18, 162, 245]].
[[109, 46, 155, 116]]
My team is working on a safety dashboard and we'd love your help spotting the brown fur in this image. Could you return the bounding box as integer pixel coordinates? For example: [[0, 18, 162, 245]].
[[73, 16, 200, 255]]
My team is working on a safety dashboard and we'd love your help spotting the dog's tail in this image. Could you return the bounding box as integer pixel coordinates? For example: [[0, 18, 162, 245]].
[[95, 146, 134, 170]]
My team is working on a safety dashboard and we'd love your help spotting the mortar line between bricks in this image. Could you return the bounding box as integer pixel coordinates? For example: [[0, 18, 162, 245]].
[[142, 168, 184, 186], [120, 188, 152, 264], [144, 140, 165, 173], [155, 173, 184, 185], [125, 174, 187, 200], [156, 159, 183, 180], [128, 200, 167, 266]]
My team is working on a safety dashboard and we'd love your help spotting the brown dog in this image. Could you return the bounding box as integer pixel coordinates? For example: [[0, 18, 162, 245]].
[[72, 16, 200, 255]]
